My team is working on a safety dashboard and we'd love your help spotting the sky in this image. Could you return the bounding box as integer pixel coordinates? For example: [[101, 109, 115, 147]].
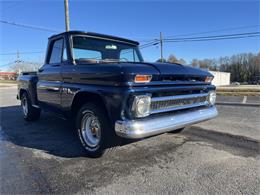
[[0, 0, 259, 70]]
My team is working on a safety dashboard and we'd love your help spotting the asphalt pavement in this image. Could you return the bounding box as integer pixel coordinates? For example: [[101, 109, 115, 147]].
[[0, 87, 259, 194]]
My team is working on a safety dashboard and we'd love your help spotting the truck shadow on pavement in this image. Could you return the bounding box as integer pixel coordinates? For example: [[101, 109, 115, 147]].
[[1, 105, 128, 158], [1, 105, 186, 160], [1, 105, 258, 159]]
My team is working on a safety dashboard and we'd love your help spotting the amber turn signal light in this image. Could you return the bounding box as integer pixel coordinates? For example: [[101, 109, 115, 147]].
[[205, 76, 213, 83], [134, 75, 152, 83]]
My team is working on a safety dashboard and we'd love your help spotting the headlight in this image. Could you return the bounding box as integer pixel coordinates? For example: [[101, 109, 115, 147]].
[[208, 91, 216, 106], [132, 95, 151, 118]]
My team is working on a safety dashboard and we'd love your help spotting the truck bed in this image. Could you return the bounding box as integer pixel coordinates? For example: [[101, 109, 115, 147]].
[[17, 72, 39, 106]]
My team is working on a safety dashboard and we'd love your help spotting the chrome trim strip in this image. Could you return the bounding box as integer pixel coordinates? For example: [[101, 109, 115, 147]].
[[150, 101, 209, 114], [115, 106, 218, 139], [151, 93, 208, 102], [32, 105, 40, 109]]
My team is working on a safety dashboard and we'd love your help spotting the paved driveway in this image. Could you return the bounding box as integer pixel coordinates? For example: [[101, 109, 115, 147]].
[[0, 87, 259, 194]]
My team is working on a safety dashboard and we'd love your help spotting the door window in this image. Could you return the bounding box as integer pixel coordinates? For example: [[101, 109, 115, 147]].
[[63, 44, 68, 61], [120, 49, 140, 62], [49, 39, 63, 64]]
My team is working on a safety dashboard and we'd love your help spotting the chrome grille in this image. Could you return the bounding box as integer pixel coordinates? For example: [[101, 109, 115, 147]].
[[150, 93, 208, 114]]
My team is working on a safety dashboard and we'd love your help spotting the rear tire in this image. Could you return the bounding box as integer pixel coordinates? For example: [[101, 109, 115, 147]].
[[21, 92, 41, 121], [76, 102, 113, 158]]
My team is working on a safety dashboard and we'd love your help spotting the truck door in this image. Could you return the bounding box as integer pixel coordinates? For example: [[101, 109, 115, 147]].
[[37, 38, 65, 110]]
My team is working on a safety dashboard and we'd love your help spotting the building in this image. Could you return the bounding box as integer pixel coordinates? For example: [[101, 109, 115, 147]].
[[209, 71, 230, 86], [0, 72, 18, 80]]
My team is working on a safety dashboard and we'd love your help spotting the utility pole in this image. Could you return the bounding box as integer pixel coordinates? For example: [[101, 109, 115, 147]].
[[16, 50, 21, 75], [160, 32, 163, 62], [16, 50, 21, 63], [16, 50, 20, 61], [64, 0, 70, 31]]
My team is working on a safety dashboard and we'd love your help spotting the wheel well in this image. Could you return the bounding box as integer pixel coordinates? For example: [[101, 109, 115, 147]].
[[19, 89, 27, 98], [71, 92, 108, 117]]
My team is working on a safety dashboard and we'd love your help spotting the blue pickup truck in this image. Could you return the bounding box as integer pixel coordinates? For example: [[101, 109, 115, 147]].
[[17, 31, 218, 157]]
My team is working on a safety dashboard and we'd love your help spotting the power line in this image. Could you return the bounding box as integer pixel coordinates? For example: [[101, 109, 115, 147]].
[[139, 42, 159, 49], [139, 40, 159, 48], [0, 51, 44, 56], [1, 32, 257, 54], [165, 25, 260, 39], [0, 62, 15, 68], [138, 31, 260, 50], [0, 20, 61, 33], [138, 38, 159, 43], [137, 25, 260, 42], [164, 32, 260, 41], [164, 34, 260, 43]]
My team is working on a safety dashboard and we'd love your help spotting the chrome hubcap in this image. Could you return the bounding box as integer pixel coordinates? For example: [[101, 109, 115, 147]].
[[81, 112, 101, 147], [21, 97, 28, 116]]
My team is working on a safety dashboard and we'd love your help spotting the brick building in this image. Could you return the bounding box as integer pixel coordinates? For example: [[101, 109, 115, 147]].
[[0, 72, 18, 80]]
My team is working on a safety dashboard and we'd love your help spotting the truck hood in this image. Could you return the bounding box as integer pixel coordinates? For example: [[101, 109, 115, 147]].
[[119, 62, 212, 82], [71, 62, 212, 86], [143, 62, 210, 76]]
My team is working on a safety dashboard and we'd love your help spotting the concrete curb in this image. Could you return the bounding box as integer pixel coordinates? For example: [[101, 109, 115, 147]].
[[216, 102, 260, 107]]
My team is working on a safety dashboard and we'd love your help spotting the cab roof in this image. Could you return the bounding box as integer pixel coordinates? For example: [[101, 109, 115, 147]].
[[49, 31, 139, 45]]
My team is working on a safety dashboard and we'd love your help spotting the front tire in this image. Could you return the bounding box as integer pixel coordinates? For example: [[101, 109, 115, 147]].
[[21, 92, 41, 121], [76, 102, 112, 158]]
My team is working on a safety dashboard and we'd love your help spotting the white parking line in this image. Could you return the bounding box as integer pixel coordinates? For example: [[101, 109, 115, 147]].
[[242, 96, 247, 104]]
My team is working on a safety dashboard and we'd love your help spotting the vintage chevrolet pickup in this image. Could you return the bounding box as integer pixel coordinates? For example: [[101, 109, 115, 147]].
[[17, 31, 218, 157]]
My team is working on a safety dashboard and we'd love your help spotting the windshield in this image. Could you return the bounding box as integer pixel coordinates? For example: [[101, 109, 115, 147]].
[[72, 36, 143, 64]]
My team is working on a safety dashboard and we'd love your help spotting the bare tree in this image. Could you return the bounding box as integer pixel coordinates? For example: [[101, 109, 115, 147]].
[[178, 58, 186, 65], [168, 55, 179, 63], [9, 61, 42, 73], [191, 59, 199, 67], [156, 58, 167, 62], [156, 52, 260, 83], [217, 52, 260, 83], [167, 54, 186, 65]]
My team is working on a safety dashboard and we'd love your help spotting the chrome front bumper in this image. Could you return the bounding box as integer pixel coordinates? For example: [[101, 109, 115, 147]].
[[115, 106, 218, 139]]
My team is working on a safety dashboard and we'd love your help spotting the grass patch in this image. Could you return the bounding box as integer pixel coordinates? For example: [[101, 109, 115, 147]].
[[217, 89, 260, 93], [217, 85, 260, 94], [217, 91, 260, 96], [0, 80, 17, 84]]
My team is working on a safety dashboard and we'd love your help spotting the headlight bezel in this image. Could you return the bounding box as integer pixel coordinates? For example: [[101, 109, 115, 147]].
[[208, 91, 216, 106], [131, 95, 151, 118]]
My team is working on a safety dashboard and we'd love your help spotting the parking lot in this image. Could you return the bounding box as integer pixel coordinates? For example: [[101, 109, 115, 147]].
[[0, 87, 259, 194]]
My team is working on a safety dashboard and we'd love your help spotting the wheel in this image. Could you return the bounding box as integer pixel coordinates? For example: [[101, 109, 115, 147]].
[[76, 102, 113, 158], [21, 92, 41, 121], [168, 128, 185, 134]]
